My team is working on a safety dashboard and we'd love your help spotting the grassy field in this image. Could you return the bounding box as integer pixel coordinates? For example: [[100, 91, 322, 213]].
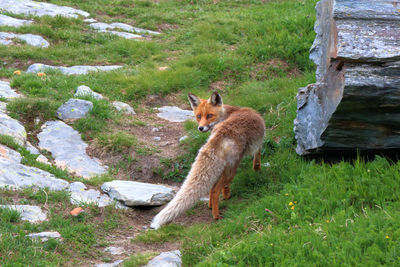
[[1, 0, 400, 266]]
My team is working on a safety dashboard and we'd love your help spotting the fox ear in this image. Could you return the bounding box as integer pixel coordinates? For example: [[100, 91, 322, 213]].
[[188, 93, 201, 110], [209, 92, 223, 106]]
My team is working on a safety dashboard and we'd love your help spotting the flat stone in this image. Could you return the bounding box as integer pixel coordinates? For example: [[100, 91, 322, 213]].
[[104, 246, 125, 255], [38, 121, 107, 179], [90, 22, 160, 35], [112, 101, 135, 115], [0, 0, 90, 18], [153, 137, 161, 141], [84, 18, 97, 23], [156, 106, 194, 123], [27, 231, 61, 242], [74, 85, 103, 100], [143, 250, 181, 267], [56, 98, 93, 121], [0, 80, 23, 100], [101, 180, 175, 206], [0, 32, 49, 48], [26, 63, 122, 75], [0, 14, 32, 27], [69, 182, 112, 207], [94, 260, 123, 267], [0, 158, 69, 191], [0, 205, 46, 223], [0, 144, 22, 163], [36, 154, 49, 164], [0, 111, 27, 146], [99, 30, 143, 40]]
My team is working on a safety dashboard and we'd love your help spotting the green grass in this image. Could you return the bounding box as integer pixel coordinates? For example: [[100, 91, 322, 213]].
[[3, 0, 399, 266]]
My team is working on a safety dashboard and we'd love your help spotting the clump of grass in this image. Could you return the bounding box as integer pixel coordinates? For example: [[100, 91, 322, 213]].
[[133, 224, 185, 244], [123, 252, 158, 267], [96, 131, 137, 153]]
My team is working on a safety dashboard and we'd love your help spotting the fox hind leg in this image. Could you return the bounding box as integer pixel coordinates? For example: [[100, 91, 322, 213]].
[[253, 148, 262, 171]]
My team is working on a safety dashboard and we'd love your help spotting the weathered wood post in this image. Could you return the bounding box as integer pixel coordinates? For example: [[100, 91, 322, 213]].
[[294, 0, 400, 155]]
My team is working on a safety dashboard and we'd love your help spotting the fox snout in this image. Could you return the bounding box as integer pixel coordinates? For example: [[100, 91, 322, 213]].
[[198, 125, 210, 132]]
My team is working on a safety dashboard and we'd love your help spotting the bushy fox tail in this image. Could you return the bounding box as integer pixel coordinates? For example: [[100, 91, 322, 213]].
[[150, 143, 230, 229]]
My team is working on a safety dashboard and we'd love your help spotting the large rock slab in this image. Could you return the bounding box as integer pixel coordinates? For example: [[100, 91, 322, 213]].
[[0, 144, 22, 163], [0, 0, 90, 18], [0, 32, 49, 48], [143, 250, 182, 267], [74, 85, 103, 100], [69, 182, 112, 207], [0, 14, 32, 27], [56, 98, 93, 121], [294, 0, 400, 155], [37, 121, 107, 178], [0, 111, 27, 146], [0, 80, 23, 100], [0, 158, 69, 191], [0, 205, 47, 223], [26, 63, 122, 75], [101, 180, 175, 206], [156, 106, 194, 123]]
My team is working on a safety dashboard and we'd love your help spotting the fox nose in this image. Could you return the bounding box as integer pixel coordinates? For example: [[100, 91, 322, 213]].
[[198, 126, 204, 132]]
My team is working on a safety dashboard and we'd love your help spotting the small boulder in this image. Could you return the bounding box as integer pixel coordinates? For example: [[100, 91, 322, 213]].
[[26, 63, 122, 75], [0, 14, 32, 27], [112, 101, 135, 115], [74, 85, 103, 100], [101, 180, 175, 206], [94, 260, 123, 267], [0, 112, 27, 146], [56, 98, 93, 121], [0, 32, 50, 48], [0, 80, 23, 100], [104, 246, 125, 255], [68, 182, 112, 207]]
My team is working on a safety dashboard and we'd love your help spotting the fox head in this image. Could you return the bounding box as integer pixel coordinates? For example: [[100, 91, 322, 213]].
[[188, 92, 224, 132]]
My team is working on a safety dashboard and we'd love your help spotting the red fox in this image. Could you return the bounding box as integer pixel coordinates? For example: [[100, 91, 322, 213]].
[[150, 92, 265, 229]]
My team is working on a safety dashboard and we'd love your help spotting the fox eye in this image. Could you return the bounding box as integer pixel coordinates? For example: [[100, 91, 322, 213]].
[[197, 115, 201, 119], [206, 114, 213, 119]]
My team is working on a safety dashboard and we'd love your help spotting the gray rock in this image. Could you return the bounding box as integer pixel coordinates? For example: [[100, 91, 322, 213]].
[[94, 260, 123, 267], [151, 128, 160, 132], [112, 101, 135, 115], [143, 250, 181, 267], [27, 231, 61, 242], [99, 30, 143, 40], [0, 158, 69, 191], [294, 0, 400, 155], [153, 137, 161, 142], [38, 121, 107, 179], [0, 80, 23, 100], [26, 63, 122, 75], [84, 18, 97, 23], [68, 182, 112, 207], [156, 106, 194, 123], [0, 0, 90, 18], [0, 32, 49, 48], [90, 22, 160, 35], [26, 141, 40, 155], [179, 136, 188, 142], [104, 246, 125, 255], [0, 111, 27, 146], [0, 144, 22, 163], [0, 101, 7, 112], [56, 98, 93, 121], [36, 154, 49, 164], [0, 14, 32, 27], [0, 205, 47, 223], [101, 180, 175, 206], [74, 85, 103, 100]]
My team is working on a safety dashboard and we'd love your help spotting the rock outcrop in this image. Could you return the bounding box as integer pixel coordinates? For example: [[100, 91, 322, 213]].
[[294, 0, 400, 155]]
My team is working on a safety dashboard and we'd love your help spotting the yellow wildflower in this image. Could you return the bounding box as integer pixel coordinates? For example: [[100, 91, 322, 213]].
[[284, 193, 288, 196], [13, 70, 21, 75], [291, 205, 295, 210], [294, 201, 297, 204], [289, 202, 293, 206], [386, 235, 390, 239], [37, 72, 46, 77], [326, 220, 330, 223]]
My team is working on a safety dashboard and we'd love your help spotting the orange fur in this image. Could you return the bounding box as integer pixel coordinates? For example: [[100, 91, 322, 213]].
[[150, 92, 265, 229]]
